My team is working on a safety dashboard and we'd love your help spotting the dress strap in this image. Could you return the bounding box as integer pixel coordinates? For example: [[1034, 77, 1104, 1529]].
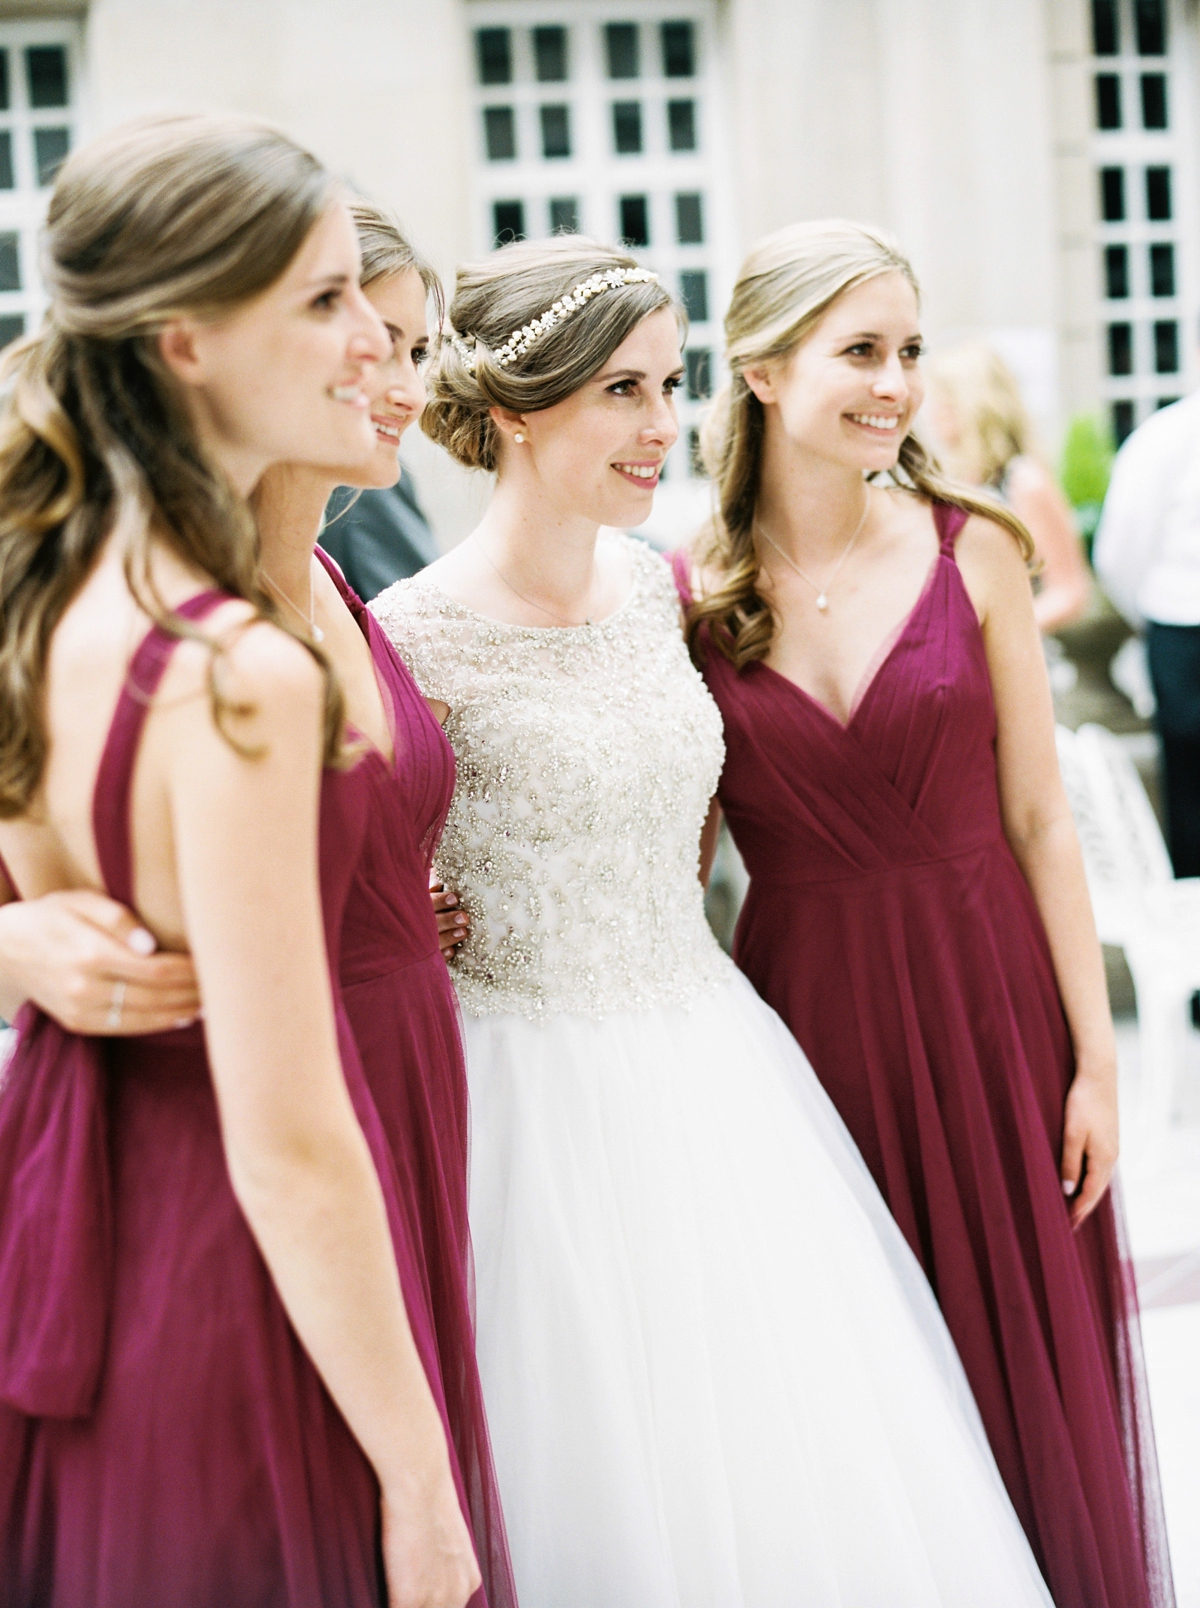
[[933, 500, 970, 559], [92, 591, 230, 909], [314, 541, 365, 615]]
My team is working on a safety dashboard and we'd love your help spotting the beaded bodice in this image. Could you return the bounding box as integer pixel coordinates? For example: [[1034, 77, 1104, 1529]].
[[372, 535, 731, 1020]]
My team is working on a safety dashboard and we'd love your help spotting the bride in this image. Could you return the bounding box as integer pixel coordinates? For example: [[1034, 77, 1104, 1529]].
[[372, 238, 1053, 1608]]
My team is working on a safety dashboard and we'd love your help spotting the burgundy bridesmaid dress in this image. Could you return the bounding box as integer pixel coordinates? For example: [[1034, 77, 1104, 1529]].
[[677, 503, 1173, 1608], [0, 567, 515, 1608]]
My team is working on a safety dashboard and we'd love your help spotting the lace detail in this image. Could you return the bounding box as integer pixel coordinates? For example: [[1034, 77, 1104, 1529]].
[[372, 535, 731, 1019]]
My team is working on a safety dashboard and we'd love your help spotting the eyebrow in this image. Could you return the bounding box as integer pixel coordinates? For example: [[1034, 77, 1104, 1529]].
[[594, 365, 686, 383], [838, 330, 923, 343]]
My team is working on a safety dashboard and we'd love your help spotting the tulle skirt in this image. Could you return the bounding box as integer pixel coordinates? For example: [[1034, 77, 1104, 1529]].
[[460, 967, 1054, 1608]]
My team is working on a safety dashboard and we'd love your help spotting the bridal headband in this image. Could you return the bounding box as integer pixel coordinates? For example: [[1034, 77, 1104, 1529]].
[[450, 266, 659, 373]]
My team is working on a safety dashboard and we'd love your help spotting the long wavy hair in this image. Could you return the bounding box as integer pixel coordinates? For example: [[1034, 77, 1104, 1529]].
[[0, 112, 345, 818], [687, 220, 1035, 668]]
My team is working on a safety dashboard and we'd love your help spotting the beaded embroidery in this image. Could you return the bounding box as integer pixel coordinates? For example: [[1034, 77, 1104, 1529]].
[[449, 267, 658, 373], [371, 535, 731, 1021]]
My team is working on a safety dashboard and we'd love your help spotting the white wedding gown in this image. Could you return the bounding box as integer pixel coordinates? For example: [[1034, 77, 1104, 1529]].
[[372, 537, 1053, 1608]]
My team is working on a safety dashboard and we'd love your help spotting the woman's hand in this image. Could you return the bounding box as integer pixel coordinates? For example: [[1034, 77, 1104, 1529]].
[[1060, 1060, 1119, 1229], [0, 889, 199, 1033], [381, 1472, 481, 1608], [430, 880, 469, 960]]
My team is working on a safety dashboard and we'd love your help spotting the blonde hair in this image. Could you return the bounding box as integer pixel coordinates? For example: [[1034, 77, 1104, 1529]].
[[688, 219, 1034, 668], [926, 342, 1033, 488], [0, 112, 344, 815], [421, 235, 675, 471], [351, 198, 444, 322]]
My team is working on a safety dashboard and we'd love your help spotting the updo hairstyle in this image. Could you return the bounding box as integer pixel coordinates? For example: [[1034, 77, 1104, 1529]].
[[422, 235, 675, 472], [0, 112, 341, 815]]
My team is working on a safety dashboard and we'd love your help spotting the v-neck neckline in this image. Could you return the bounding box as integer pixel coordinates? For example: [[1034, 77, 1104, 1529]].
[[756, 549, 945, 734]]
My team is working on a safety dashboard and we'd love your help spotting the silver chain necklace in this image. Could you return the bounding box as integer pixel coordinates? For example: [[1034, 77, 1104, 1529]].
[[261, 563, 325, 642], [756, 489, 871, 613], [476, 539, 596, 628]]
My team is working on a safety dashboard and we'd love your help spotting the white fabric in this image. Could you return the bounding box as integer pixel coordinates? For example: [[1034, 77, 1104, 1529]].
[[1094, 391, 1200, 626]]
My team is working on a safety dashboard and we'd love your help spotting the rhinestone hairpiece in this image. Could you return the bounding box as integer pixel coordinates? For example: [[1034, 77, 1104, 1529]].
[[452, 266, 659, 375]]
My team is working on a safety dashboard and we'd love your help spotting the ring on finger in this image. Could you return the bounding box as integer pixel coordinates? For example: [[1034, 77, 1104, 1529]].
[[105, 979, 127, 1031]]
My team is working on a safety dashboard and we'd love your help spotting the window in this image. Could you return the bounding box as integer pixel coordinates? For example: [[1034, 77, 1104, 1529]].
[[534, 26, 568, 82], [676, 191, 704, 243], [1135, 0, 1165, 55], [33, 125, 67, 187], [1092, 0, 1119, 53], [25, 44, 65, 107], [685, 347, 712, 399], [0, 52, 8, 110], [492, 199, 524, 245], [680, 269, 708, 322], [1141, 73, 1167, 128], [661, 21, 694, 76], [1101, 166, 1125, 220], [541, 104, 571, 159], [688, 427, 703, 473], [1154, 319, 1179, 372], [1157, 396, 1181, 409], [619, 194, 649, 246], [668, 99, 696, 151], [476, 28, 512, 84], [1146, 165, 1171, 219], [0, 131, 12, 190], [1096, 74, 1121, 129], [1150, 242, 1174, 296], [484, 106, 516, 161], [1113, 399, 1136, 442], [612, 100, 642, 154], [1105, 244, 1128, 298], [1108, 322, 1133, 374], [0, 312, 21, 347], [0, 230, 19, 291], [549, 197, 579, 234], [606, 23, 639, 78]]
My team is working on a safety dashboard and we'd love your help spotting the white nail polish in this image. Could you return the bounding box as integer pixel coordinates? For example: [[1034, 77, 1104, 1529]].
[[1062, 1179, 1075, 1196], [127, 928, 157, 956]]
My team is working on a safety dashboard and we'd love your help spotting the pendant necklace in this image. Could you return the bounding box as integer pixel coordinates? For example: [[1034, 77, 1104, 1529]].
[[476, 538, 596, 628], [262, 563, 325, 642], [756, 489, 871, 613]]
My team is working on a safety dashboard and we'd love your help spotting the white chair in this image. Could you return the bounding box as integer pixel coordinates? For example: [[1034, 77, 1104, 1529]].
[[1055, 723, 1200, 1136]]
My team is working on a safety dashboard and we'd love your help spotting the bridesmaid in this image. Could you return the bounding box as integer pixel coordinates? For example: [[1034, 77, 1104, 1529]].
[[0, 115, 484, 1607], [677, 219, 1173, 1608]]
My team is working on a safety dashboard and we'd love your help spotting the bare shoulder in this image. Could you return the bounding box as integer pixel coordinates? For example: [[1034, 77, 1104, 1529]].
[[955, 508, 1030, 574], [161, 604, 323, 744]]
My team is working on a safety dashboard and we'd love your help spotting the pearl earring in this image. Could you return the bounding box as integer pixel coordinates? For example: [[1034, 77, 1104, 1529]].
[[514, 432, 525, 443]]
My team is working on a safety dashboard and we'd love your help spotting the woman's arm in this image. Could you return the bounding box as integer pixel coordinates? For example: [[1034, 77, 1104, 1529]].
[[958, 515, 1117, 1228], [165, 623, 478, 1608], [1005, 458, 1091, 637]]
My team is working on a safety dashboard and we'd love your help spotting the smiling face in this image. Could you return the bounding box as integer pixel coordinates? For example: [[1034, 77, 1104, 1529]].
[[745, 271, 924, 475], [161, 201, 391, 494], [344, 266, 430, 489], [497, 305, 683, 527]]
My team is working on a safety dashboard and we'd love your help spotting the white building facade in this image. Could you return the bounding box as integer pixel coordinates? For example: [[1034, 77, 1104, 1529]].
[[1, 0, 1196, 539]]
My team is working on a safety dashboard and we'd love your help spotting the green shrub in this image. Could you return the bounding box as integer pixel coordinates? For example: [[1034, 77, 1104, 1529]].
[[1059, 412, 1115, 551]]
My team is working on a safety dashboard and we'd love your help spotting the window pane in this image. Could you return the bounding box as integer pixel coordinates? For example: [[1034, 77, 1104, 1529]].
[[1092, 0, 1119, 53], [1146, 165, 1171, 219], [680, 270, 708, 322], [606, 23, 639, 79], [685, 347, 712, 399], [1141, 73, 1168, 128], [688, 426, 703, 473], [668, 99, 696, 151], [0, 51, 9, 112], [549, 197, 579, 234], [1104, 244, 1128, 298], [1107, 322, 1133, 375], [1095, 74, 1121, 129], [33, 127, 69, 188], [534, 26, 568, 82], [0, 312, 22, 348], [541, 104, 571, 159], [1157, 396, 1181, 409], [1150, 242, 1175, 296], [1100, 166, 1125, 221], [493, 200, 525, 247], [1154, 320, 1179, 373], [484, 106, 516, 161], [612, 101, 642, 154], [619, 195, 649, 247], [675, 191, 704, 243], [0, 232, 19, 292], [0, 133, 13, 191], [1113, 399, 1136, 444], [662, 21, 695, 77], [476, 29, 512, 85], [26, 45, 67, 108], [1135, 0, 1166, 54]]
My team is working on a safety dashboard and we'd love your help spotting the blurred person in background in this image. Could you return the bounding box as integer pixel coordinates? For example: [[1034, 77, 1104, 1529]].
[[1094, 393, 1200, 879], [926, 343, 1091, 636], [320, 470, 440, 602]]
